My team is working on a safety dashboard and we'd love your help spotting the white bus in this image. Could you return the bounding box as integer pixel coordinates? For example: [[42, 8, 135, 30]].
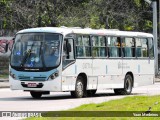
[[9, 27, 155, 98]]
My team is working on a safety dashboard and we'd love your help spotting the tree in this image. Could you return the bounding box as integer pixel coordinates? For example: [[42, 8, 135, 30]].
[[0, 0, 152, 32]]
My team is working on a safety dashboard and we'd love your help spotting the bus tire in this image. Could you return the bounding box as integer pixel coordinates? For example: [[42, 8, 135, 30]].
[[71, 76, 85, 98], [30, 91, 42, 98], [114, 74, 133, 95], [87, 90, 97, 97]]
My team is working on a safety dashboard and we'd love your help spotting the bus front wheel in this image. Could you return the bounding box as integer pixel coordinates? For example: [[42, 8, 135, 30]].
[[71, 76, 85, 98], [114, 74, 133, 95], [30, 91, 42, 98]]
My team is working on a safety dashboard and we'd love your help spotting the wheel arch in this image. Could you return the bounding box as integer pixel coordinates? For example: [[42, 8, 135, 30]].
[[77, 73, 87, 89]]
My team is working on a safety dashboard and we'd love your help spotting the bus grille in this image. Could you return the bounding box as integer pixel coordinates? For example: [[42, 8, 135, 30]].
[[18, 76, 47, 81]]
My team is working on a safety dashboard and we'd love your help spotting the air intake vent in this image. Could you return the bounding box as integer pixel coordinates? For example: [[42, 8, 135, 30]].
[[19, 76, 30, 80], [34, 77, 46, 81], [18, 76, 46, 81]]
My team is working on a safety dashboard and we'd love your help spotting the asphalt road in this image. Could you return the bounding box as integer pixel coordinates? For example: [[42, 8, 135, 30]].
[[0, 82, 160, 112]]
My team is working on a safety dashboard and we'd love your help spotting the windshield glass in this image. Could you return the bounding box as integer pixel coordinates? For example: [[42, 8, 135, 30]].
[[11, 33, 62, 68]]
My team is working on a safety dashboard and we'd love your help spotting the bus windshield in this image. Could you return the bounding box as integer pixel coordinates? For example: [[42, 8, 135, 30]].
[[11, 33, 62, 69]]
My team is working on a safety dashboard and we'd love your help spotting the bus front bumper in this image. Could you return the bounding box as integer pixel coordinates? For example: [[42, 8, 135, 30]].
[[9, 76, 62, 92]]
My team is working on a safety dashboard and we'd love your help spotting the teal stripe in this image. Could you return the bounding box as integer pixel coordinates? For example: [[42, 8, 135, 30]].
[[138, 65, 140, 73], [75, 65, 77, 74], [106, 65, 108, 74]]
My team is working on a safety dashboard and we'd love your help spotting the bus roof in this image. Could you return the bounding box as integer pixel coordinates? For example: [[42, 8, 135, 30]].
[[17, 27, 153, 38]]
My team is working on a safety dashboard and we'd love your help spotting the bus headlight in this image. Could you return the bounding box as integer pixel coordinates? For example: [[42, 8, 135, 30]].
[[49, 71, 59, 80]]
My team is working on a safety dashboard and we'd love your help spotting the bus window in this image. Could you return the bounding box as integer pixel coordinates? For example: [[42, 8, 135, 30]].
[[76, 35, 91, 57], [107, 36, 121, 57], [136, 38, 148, 57], [148, 38, 154, 58], [123, 37, 135, 57], [136, 38, 142, 57], [62, 38, 74, 68], [92, 36, 106, 57]]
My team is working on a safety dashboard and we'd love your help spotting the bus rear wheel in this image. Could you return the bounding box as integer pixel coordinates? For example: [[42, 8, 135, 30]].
[[114, 74, 133, 95], [71, 76, 85, 98], [30, 91, 42, 98]]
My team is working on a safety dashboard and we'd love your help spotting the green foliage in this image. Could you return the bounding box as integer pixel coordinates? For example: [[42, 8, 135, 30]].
[[134, 0, 141, 7], [0, 0, 152, 32]]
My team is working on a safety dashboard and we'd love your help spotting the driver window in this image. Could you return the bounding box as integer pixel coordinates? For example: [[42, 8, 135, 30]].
[[62, 38, 74, 68]]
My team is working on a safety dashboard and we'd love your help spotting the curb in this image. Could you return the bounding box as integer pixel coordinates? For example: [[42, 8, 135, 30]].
[[0, 80, 9, 82], [0, 86, 9, 88]]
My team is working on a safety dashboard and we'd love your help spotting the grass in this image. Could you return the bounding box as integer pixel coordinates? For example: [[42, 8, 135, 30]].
[[26, 95, 160, 120]]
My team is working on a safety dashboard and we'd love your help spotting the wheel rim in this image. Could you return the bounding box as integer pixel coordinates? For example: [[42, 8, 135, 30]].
[[125, 77, 132, 92], [76, 81, 83, 96]]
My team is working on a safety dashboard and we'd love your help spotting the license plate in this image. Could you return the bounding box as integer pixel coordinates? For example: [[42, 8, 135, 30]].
[[27, 83, 37, 87]]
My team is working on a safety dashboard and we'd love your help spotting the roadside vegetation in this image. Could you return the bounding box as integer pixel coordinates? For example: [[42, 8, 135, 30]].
[[0, 74, 8, 79], [26, 95, 160, 120], [0, 0, 152, 32]]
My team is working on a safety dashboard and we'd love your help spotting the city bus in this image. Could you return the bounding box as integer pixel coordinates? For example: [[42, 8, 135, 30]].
[[9, 27, 155, 98]]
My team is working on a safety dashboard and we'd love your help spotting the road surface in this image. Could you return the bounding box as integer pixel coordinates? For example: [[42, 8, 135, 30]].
[[0, 82, 160, 112]]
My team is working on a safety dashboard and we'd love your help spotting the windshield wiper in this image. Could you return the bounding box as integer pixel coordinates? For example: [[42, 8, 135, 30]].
[[20, 43, 34, 67]]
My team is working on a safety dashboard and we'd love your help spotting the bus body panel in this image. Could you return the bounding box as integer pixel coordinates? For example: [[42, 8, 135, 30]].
[[62, 63, 77, 91], [122, 59, 154, 87], [93, 59, 124, 89]]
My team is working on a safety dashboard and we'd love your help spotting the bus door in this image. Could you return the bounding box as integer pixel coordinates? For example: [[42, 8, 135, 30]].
[[62, 38, 75, 91]]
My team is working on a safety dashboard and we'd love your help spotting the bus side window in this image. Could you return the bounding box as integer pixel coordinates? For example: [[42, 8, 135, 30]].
[[123, 37, 135, 57], [108, 36, 120, 57], [136, 47, 142, 57], [136, 38, 142, 57], [76, 35, 91, 57], [142, 38, 148, 57], [92, 36, 106, 57], [76, 35, 83, 57], [136, 38, 148, 58]]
